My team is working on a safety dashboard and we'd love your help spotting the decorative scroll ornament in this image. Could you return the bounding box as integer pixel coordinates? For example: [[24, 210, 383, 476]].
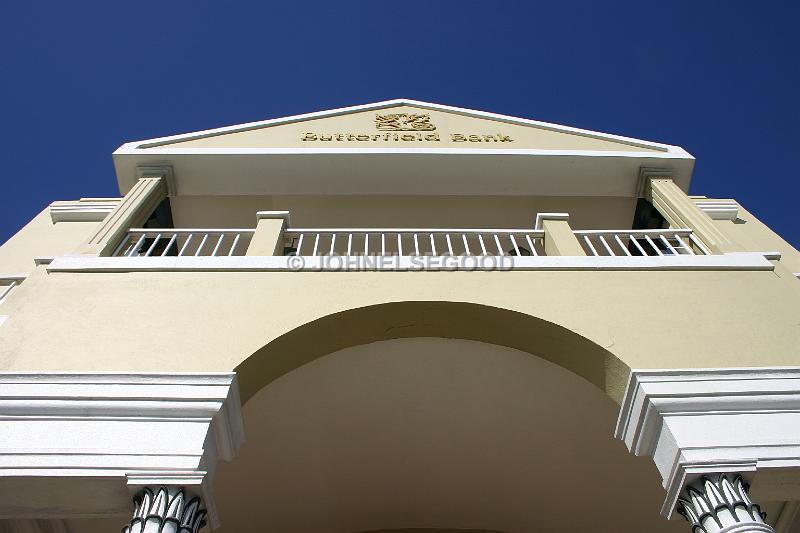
[[676, 475, 773, 533], [375, 113, 436, 131], [122, 487, 206, 533]]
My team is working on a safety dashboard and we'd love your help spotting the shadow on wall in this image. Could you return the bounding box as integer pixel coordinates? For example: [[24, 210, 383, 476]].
[[234, 300, 629, 404]]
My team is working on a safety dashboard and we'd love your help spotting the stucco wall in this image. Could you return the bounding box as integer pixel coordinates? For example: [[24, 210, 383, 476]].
[[0, 208, 100, 276], [1, 196, 798, 404], [169, 195, 637, 231], [0, 267, 797, 403]]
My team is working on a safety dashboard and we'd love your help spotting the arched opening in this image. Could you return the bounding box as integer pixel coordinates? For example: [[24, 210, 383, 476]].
[[213, 333, 683, 532], [234, 301, 630, 404]]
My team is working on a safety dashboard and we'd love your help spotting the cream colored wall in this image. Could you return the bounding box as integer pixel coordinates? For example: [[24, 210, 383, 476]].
[[0, 208, 100, 275], [170, 195, 637, 230], [709, 203, 800, 274], [151, 105, 663, 152], [0, 266, 797, 404]]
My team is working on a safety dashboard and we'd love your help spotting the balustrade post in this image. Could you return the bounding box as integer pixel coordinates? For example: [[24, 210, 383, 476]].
[[646, 177, 742, 254], [246, 211, 290, 256], [78, 174, 167, 256], [122, 486, 207, 533], [677, 474, 774, 533], [535, 213, 585, 256]]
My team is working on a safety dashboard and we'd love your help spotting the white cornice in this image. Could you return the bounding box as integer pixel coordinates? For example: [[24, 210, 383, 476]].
[[694, 199, 740, 221], [0, 372, 244, 529], [49, 199, 121, 223], [616, 367, 800, 518]]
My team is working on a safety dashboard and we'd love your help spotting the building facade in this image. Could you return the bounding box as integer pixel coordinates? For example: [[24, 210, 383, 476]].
[[0, 100, 798, 533]]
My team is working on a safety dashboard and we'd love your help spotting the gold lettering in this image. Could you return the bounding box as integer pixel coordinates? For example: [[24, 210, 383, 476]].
[[497, 134, 513, 142], [451, 134, 467, 142], [469, 135, 481, 142], [425, 133, 440, 141], [335, 134, 345, 141], [483, 135, 496, 142], [302, 133, 317, 141], [401, 134, 415, 141], [320, 134, 332, 141], [371, 134, 381, 141], [357, 134, 370, 141]]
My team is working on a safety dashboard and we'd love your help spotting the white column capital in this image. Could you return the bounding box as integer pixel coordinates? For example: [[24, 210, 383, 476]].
[[677, 474, 773, 533], [615, 367, 800, 518]]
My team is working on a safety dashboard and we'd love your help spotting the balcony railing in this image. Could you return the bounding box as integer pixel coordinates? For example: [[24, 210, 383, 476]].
[[113, 229, 255, 257], [111, 227, 711, 258], [574, 229, 711, 257], [283, 228, 546, 257]]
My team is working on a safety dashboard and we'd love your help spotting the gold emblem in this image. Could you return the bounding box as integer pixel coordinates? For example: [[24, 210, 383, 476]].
[[375, 113, 436, 131]]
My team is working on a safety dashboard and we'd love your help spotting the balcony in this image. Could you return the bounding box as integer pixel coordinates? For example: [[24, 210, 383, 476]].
[[40, 213, 773, 274], [111, 226, 709, 259]]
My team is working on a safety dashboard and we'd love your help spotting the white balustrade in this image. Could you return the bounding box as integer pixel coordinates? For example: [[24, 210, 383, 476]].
[[110, 227, 715, 260], [282, 228, 546, 257], [112, 229, 255, 257], [573, 229, 711, 257]]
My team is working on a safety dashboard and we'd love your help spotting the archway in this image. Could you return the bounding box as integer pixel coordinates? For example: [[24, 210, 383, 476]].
[[234, 301, 630, 404], [215, 337, 680, 532]]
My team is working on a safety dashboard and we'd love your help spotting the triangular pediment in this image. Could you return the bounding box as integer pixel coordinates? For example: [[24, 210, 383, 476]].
[[131, 99, 670, 153]]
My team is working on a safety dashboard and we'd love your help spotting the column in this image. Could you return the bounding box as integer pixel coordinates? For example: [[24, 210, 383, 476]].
[[534, 213, 586, 256], [647, 178, 742, 254], [122, 487, 206, 533], [78, 176, 167, 256], [677, 475, 774, 533], [246, 211, 291, 256]]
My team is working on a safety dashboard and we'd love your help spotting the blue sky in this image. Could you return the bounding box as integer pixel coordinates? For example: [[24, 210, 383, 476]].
[[1, 1, 798, 246]]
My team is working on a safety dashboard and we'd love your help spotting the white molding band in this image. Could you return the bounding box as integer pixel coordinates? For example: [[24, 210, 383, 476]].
[[256, 210, 291, 224], [0, 373, 244, 529], [694, 200, 740, 221], [615, 367, 800, 518], [49, 199, 121, 223], [45, 252, 775, 273], [124, 98, 681, 153], [534, 212, 569, 230]]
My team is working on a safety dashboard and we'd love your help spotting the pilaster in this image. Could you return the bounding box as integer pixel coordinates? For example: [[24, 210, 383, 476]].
[[534, 213, 585, 256], [78, 176, 167, 256], [246, 211, 290, 256], [647, 178, 742, 254]]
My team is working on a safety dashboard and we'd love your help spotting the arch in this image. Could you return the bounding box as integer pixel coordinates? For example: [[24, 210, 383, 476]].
[[235, 301, 629, 404]]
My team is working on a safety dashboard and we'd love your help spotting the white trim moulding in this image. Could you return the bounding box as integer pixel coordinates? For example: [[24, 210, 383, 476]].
[[694, 199, 740, 221], [120, 98, 685, 155], [615, 367, 800, 518], [49, 199, 121, 223], [46, 253, 775, 273], [0, 372, 245, 528]]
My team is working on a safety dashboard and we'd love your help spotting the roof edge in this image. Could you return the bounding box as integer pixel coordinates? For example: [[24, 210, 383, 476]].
[[114, 98, 687, 155]]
